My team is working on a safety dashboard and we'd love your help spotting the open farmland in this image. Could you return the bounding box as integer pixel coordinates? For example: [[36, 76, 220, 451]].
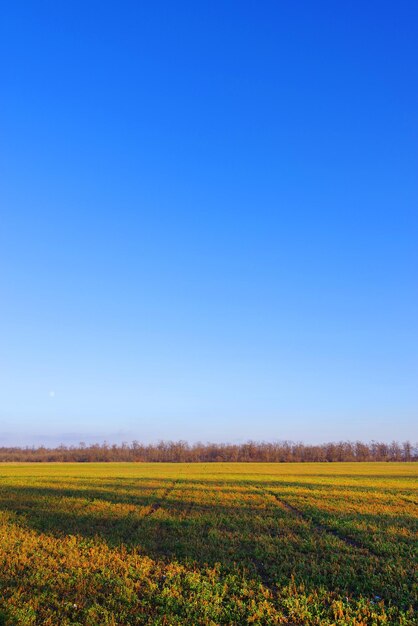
[[0, 463, 416, 625]]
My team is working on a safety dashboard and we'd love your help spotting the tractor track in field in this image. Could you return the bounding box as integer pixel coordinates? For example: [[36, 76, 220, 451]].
[[259, 488, 380, 558], [142, 480, 179, 518]]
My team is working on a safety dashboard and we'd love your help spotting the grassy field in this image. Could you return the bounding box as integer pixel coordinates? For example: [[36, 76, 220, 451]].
[[0, 463, 416, 625]]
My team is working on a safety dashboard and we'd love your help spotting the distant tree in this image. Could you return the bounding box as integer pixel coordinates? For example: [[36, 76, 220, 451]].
[[0, 440, 416, 463]]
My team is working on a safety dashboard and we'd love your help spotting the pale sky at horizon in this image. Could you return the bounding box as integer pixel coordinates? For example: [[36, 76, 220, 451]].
[[1, 1, 417, 446]]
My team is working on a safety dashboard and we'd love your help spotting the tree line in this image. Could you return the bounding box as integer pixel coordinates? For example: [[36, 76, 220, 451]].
[[0, 440, 416, 462]]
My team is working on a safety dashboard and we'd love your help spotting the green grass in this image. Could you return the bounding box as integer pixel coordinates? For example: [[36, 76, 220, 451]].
[[0, 462, 416, 625]]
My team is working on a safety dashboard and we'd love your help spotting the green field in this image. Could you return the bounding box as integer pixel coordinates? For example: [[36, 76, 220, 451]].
[[0, 462, 416, 625]]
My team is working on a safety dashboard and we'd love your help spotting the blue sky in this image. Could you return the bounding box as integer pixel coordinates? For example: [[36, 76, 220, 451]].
[[1, 1, 417, 445]]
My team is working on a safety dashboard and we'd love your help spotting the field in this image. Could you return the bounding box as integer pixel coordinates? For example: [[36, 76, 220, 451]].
[[0, 463, 416, 625]]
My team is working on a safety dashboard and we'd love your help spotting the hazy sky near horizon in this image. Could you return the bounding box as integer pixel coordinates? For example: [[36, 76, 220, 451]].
[[1, 1, 417, 446]]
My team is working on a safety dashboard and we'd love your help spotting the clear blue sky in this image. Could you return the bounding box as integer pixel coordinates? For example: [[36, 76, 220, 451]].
[[1, 1, 417, 446]]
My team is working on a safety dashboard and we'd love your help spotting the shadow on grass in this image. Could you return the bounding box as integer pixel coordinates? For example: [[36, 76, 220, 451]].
[[0, 480, 415, 608], [0, 609, 17, 626]]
